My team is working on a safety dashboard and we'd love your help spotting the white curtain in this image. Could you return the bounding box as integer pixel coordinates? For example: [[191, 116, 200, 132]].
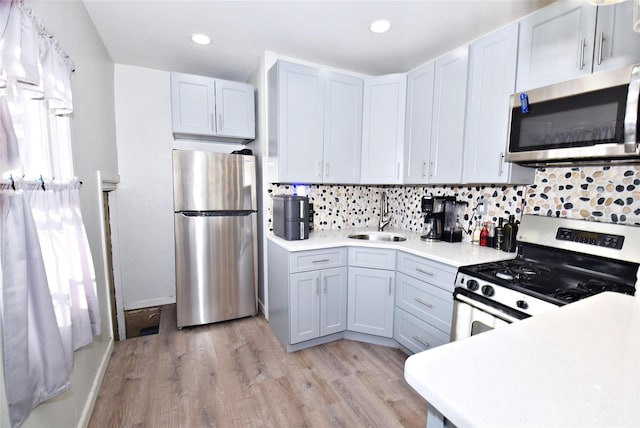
[[1, 1, 100, 427]]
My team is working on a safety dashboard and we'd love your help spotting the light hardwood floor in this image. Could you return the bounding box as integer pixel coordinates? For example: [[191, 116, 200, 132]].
[[89, 305, 427, 427]]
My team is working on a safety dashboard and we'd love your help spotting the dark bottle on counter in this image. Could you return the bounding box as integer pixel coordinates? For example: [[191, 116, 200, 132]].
[[479, 222, 489, 246], [503, 215, 518, 252], [487, 221, 495, 248], [495, 218, 504, 250]]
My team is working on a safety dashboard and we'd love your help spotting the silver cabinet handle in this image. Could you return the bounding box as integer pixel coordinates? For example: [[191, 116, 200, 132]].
[[323, 276, 327, 294], [416, 267, 434, 276], [421, 161, 427, 178], [414, 297, 433, 308], [315, 277, 320, 295], [211, 113, 216, 131], [498, 152, 505, 176], [412, 336, 431, 348], [429, 161, 434, 177], [578, 38, 586, 70], [317, 161, 322, 179], [597, 32, 604, 66], [218, 113, 222, 131], [311, 259, 330, 264], [325, 162, 330, 178], [388, 277, 392, 295]]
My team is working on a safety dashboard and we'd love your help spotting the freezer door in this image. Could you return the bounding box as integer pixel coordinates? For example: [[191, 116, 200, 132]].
[[173, 150, 257, 212], [175, 212, 257, 328]]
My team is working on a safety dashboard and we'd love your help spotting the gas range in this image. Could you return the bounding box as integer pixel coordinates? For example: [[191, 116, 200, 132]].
[[455, 215, 640, 319]]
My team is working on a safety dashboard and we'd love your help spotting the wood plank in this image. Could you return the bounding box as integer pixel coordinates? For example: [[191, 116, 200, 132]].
[[88, 305, 427, 428]]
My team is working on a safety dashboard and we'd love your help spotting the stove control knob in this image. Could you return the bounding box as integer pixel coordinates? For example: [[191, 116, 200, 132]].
[[466, 279, 479, 291], [481, 285, 494, 297], [516, 300, 529, 310]]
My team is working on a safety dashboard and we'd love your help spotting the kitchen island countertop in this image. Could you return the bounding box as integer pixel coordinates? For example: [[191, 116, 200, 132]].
[[267, 228, 515, 267], [404, 292, 640, 428]]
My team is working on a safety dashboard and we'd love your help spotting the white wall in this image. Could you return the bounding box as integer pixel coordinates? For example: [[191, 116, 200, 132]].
[[113, 64, 176, 309], [0, 0, 118, 427]]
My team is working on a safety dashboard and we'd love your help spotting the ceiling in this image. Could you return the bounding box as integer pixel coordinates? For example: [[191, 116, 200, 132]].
[[82, 0, 555, 83]]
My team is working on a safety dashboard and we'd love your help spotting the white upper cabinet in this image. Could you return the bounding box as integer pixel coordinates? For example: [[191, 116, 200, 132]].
[[214, 79, 256, 140], [323, 72, 363, 184], [268, 61, 363, 184], [463, 23, 534, 185], [593, 1, 640, 74], [428, 47, 469, 184], [517, 0, 640, 92], [269, 61, 325, 183], [361, 74, 406, 184], [170, 72, 255, 142], [404, 61, 435, 184], [517, 1, 597, 91]]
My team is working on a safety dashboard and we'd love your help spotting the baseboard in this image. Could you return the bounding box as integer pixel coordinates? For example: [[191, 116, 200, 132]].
[[77, 338, 114, 428]]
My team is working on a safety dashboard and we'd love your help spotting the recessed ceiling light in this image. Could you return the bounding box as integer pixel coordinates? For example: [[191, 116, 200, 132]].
[[191, 33, 211, 45], [370, 19, 391, 34]]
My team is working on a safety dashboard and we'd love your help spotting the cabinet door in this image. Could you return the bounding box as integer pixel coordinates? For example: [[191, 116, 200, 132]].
[[347, 267, 394, 337], [463, 24, 534, 185], [593, 1, 640, 73], [170, 72, 215, 136], [215, 79, 255, 140], [323, 72, 363, 184], [276, 61, 325, 183], [429, 47, 468, 184], [404, 61, 435, 184], [319, 267, 348, 336], [290, 271, 320, 344], [516, 1, 597, 91], [361, 74, 406, 184]]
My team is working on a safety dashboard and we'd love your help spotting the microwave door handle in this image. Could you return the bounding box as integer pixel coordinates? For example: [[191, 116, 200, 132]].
[[624, 64, 640, 154]]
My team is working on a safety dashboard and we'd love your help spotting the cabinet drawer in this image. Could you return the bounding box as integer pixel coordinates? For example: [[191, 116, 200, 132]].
[[396, 272, 453, 334], [397, 252, 456, 292], [289, 248, 347, 273], [348, 247, 396, 270], [394, 308, 449, 354]]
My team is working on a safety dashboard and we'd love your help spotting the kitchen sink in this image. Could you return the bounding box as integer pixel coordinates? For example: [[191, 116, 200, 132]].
[[347, 232, 407, 242]]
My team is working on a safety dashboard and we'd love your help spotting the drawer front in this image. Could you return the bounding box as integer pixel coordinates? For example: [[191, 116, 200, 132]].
[[348, 247, 396, 270], [397, 252, 456, 292], [396, 272, 453, 334], [290, 248, 347, 273], [394, 308, 449, 354]]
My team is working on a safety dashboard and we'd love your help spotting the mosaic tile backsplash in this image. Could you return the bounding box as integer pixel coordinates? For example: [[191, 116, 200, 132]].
[[268, 165, 640, 241]]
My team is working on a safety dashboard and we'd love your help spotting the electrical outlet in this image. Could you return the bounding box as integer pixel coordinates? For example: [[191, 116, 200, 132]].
[[477, 197, 488, 216]]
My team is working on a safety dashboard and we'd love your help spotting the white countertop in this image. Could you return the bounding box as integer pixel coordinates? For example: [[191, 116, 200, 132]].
[[267, 228, 515, 267], [404, 292, 640, 428]]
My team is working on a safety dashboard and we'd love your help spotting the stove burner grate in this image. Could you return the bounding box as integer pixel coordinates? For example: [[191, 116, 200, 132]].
[[553, 279, 636, 303]]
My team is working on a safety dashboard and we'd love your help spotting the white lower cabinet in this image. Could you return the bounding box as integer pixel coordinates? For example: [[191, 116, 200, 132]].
[[290, 267, 348, 344], [347, 248, 396, 338], [393, 252, 455, 354]]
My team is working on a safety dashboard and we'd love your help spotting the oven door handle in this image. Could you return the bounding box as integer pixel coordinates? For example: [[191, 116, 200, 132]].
[[455, 293, 522, 324]]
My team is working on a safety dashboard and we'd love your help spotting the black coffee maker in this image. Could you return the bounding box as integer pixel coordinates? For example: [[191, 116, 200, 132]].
[[421, 195, 446, 241]]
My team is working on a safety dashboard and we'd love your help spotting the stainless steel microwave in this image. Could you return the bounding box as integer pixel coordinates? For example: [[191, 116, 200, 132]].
[[506, 64, 640, 166]]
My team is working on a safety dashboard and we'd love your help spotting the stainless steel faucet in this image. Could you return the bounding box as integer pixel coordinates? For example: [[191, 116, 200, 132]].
[[378, 191, 392, 231]]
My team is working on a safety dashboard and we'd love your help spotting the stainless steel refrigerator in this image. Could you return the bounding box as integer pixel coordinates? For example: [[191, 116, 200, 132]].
[[173, 149, 258, 328]]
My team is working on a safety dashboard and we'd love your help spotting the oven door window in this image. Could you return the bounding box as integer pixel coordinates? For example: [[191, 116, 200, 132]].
[[509, 84, 627, 152], [452, 298, 514, 341]]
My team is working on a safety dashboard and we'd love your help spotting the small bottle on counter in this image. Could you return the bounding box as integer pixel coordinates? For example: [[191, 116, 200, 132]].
[[495, 218, 504, 250], [472, 220, 481, 245], [487, 221, 495, 248], [479, 222, 489, 246]]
